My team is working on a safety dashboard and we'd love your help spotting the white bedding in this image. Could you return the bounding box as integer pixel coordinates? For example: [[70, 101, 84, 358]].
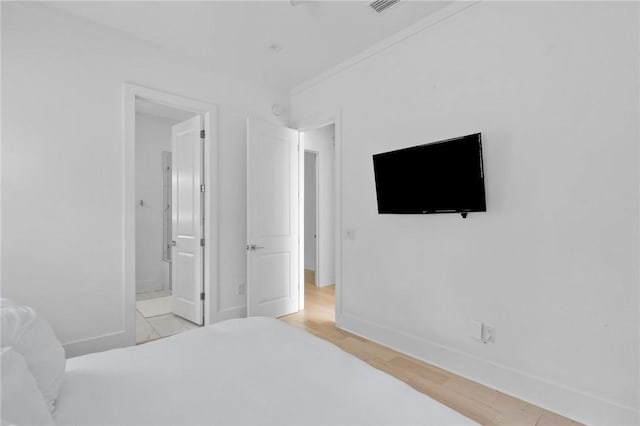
[[54, 318, 475, 425]]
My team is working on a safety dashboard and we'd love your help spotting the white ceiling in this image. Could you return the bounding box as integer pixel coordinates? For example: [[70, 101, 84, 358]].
[[47, 1, 451, 91]]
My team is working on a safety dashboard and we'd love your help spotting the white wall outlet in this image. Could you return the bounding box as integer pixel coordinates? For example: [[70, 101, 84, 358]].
[[237, 283, 246, 295], [345, 229, 356, 240], [484, 326, 495, 343], [470, 320, 483, 341], [470, 320, 495, 343]]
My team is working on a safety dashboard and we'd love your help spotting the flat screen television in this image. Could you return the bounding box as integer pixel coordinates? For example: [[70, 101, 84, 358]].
[[372, 133, 486, 217]]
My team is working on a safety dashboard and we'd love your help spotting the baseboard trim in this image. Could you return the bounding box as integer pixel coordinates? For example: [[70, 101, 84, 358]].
[[135, 280, 164, 294], [63, 329, 132, 358], [64, 303, 247, 357], [336, 312, 638, 426], [316, 282, 334, 288], [216, 305, 247, 322]]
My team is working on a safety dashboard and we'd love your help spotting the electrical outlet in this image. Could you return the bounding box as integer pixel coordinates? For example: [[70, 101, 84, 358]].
[[237, 284, 246, 295], [470, 320, 495, 344], [483, 326, 495, 343]]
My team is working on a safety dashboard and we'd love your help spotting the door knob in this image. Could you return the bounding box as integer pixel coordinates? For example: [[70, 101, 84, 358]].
[[171, 240, 177, 246], [247, 244, 264, 251]]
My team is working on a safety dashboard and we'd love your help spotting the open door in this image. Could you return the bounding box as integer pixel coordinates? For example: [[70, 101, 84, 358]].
[[171, 115, 204, 325], [247, 118, 300, 317]]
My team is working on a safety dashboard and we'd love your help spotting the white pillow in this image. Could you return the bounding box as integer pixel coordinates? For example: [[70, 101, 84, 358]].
[[1, 347, 55, 426], [0, 299, 66, 413]]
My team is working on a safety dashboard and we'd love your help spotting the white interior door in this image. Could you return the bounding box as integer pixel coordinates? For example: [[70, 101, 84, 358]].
[[247, 118, 300, 317], [171, 115, 204, 325]]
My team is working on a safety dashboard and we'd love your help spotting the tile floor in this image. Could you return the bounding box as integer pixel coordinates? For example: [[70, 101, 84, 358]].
[[135, 290, 201, 344]]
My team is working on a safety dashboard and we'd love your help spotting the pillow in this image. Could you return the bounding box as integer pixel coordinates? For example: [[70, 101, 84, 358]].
[[0, 299, 66, 413], [1, 347, 55, 426]]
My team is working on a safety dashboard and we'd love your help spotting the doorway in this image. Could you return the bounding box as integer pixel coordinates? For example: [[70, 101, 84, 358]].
[[245, 115, 340, 321], [124, 84, 218, 347], [304, 151, 318, 286], [134, 100, 203, 344], [301, 123, 336, 317]]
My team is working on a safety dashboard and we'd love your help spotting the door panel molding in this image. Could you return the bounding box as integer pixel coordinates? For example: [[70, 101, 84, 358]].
[[247, 118, 299, 318], [171, 116, 204, 325]]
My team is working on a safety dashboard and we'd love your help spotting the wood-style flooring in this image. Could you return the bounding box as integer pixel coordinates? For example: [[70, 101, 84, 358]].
[[280, 273, 580, 426]]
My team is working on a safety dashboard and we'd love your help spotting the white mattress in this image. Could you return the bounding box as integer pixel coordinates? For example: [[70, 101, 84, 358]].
[[54, 318, 475, 425]]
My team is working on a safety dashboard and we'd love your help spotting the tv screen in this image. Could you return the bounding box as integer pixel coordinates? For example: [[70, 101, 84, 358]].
[[372, 133, 486, 215]]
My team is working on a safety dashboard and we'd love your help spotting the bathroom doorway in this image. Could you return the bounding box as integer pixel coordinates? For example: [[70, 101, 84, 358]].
[[134, 99, 203, 344]]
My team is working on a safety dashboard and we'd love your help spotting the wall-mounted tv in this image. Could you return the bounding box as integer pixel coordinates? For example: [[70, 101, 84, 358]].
[[372, 133, 486, 217]]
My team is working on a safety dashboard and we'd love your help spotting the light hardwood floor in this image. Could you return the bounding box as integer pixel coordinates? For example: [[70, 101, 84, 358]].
[[280, 279, 581, 426]]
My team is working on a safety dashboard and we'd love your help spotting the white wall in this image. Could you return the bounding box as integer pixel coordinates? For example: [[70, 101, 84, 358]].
[[1, 3, 290, 356], [292, 2, 639, 424], [304, 152, 317, 271], [303, 124, 335, 286], [135, 113, 178, 293]]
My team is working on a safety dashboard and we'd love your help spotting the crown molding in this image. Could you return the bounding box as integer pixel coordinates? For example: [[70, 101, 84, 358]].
[[291, 1, 481, 96]]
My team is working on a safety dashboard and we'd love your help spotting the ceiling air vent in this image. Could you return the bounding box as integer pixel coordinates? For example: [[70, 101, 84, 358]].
[[369, 0, 400, 13]]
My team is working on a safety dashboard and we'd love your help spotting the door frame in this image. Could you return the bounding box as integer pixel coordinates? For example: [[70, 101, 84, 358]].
[[296, 108, 342, 316], [123, 83, 218, 345]]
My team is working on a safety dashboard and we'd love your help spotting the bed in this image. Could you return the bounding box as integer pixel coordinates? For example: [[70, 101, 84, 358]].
[[52, 317, 475, 425]]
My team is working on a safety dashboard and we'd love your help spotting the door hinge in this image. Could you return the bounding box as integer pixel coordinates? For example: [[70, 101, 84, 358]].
[[200, 292, 205, 301], [200, 184, 205, 193], [200, 130, 205, 139], [200, 238, 205, 247]]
